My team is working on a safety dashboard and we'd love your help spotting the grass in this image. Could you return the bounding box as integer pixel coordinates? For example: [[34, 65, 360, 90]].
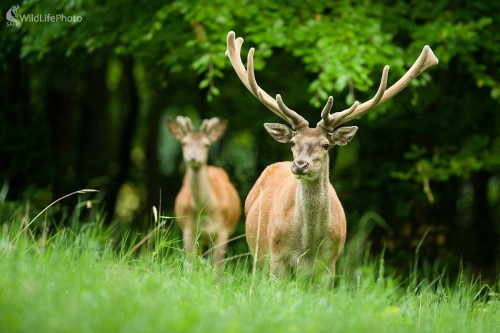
[[0, 210, 499, 333]]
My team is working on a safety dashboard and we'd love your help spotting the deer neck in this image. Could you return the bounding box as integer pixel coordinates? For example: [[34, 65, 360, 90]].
[[294, 158, 331, 246], [187, 166, 214, 210]]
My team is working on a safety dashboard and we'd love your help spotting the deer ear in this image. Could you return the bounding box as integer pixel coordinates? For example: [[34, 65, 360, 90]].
[[328, 126, 358, 146], [264, 123, 294, 143], [166, 120, 186, 140], [206, 120, 228, 142]]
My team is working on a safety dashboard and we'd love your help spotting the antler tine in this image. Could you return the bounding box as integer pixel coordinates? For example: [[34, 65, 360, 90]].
[[317, 96, 361, 131], [335, 65, 389, 126], [176, 116, 193, 133], [329, 45, 438, 128], [276, 94, 310, 128], [317, 65, 388, 131], [226, 31, 308, 130], [320, 96, 334, 123], [225, 33, 251, 92], [201, 117, 220, 134], [200, 119, 209, 133], [247, 49, 297, 126]]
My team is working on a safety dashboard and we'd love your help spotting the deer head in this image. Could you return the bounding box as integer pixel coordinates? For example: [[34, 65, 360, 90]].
[[167, 116, 228, 169]]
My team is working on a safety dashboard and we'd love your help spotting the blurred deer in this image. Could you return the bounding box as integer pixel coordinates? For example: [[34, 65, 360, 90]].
[[167, 116, 241, 267], [226, 31, 438, 279]]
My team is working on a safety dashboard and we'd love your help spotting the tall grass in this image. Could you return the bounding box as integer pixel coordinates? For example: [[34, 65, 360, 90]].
[[0, 209, 498, 333]]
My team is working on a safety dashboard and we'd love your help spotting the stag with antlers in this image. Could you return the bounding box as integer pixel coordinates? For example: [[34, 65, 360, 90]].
[[226, 31, 438, 279]]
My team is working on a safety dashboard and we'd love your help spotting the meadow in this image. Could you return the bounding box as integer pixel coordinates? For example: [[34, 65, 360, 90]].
[[0, 203, 498, 333]]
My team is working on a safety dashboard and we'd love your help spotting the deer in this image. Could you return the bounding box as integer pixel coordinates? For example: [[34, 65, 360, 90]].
[[167, 116, 241, 267], [226, 31, 438, 280]]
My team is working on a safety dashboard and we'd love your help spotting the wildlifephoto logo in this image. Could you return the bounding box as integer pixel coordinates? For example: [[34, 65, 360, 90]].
[[5, 4, 83, 27], [5, 4, 19, 26]]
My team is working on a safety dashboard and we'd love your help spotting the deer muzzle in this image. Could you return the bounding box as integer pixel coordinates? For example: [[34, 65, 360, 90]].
[[292, 159, 310, 175], [186, 156, 203, 169]]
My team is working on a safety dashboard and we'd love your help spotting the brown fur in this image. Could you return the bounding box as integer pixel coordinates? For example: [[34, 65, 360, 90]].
[[168, 117, 241, 266], [245, 126, 352, 279], [227, 31, 438, 280], [175, 165, 241, 265]]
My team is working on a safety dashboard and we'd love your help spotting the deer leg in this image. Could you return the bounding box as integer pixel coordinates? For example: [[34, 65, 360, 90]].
[[270, 251, 287, 280], [213, 229, 229, 268], [181, 216, 197, 261], [321, 259, 337, 289]]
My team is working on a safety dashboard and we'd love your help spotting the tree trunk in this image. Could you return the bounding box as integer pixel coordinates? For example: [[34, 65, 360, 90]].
[[103, 56, 140, 222], [471, 171, 497, 269], [143, 91, 162, 229]]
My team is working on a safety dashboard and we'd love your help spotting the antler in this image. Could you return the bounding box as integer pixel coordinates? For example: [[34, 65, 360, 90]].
[[317, 46, 439, 131], [226, 31, 438, 133], [226, 31, 309, 130], [176, 116, 194, 134], [201, 117, 220, 134]]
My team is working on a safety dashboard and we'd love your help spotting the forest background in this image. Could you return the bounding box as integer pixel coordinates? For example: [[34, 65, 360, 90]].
[[1, 0, 499, 278]]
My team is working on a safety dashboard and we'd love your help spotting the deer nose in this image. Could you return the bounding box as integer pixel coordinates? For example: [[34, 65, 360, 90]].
[[292, 160, 309, 173], [188, 153, 199, 162]]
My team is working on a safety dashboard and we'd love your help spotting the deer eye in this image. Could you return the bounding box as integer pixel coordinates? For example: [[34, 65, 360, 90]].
[[290, 141, 295, 147], [323, 143, 330, 150]]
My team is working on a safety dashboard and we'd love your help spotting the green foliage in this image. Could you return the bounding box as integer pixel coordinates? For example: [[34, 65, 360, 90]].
[[392, 142, 487, 203], [406, 2, 500, 100], [5, 0, 500, 103]]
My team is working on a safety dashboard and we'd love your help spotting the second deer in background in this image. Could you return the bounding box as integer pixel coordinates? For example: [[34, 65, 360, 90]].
[[167, 116, 241, 267]]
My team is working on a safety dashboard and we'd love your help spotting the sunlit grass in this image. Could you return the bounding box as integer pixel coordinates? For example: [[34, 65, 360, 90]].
[[0, 212, 498, 333]]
